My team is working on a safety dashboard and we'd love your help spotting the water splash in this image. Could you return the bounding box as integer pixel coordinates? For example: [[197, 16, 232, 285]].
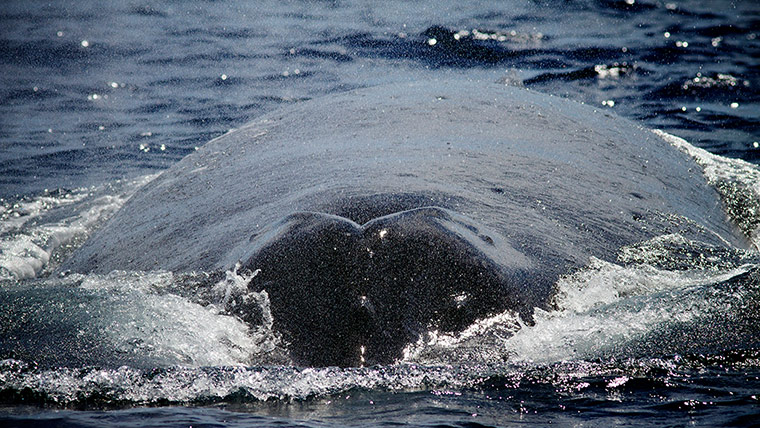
[[507, 255, 755, 364], [0, 175, 158, 280], [655, 129, 760, 249]]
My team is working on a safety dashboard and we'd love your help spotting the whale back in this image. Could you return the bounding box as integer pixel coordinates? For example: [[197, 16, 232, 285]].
[[61, 80, 745, 276]]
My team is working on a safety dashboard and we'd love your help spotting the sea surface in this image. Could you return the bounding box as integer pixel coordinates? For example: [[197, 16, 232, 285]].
[[1, 0, 759, 427]]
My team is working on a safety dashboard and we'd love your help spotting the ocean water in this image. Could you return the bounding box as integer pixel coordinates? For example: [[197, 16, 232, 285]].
[[1, 0, 759, 427]]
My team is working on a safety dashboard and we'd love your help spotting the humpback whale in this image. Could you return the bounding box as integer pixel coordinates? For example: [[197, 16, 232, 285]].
[[61, 80, 748, 367]]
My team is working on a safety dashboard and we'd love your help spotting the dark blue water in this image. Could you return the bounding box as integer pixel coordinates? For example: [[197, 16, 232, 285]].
[[1, 0, 760, 426]]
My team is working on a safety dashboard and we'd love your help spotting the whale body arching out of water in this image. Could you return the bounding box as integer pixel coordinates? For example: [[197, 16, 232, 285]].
[[62, 80, 748, 367]]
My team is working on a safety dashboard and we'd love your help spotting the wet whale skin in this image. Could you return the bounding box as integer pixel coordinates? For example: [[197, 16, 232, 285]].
[[61, 80, 746, 366]]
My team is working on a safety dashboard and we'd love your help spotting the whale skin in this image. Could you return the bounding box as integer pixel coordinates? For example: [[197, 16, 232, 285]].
[[61, 80, 747, 366]]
